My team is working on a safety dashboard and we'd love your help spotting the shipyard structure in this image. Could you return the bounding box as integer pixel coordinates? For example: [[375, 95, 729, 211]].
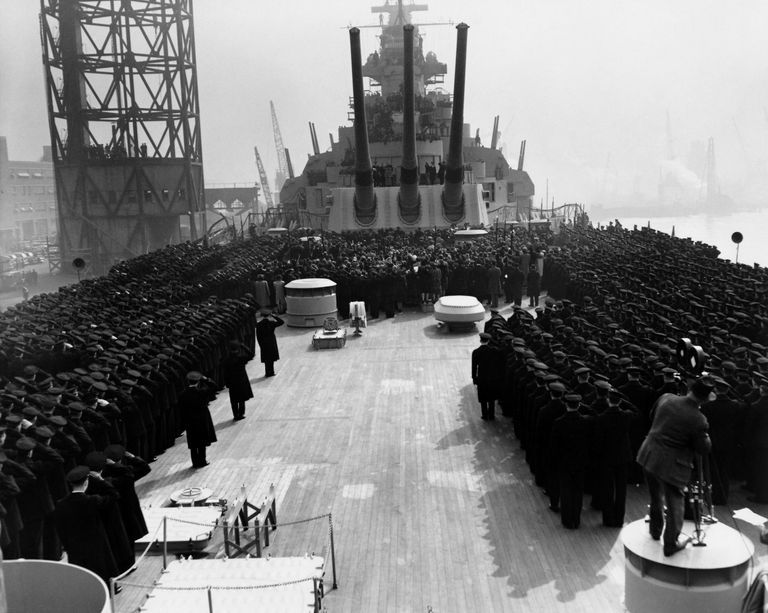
[[40, 0, 205, 275]]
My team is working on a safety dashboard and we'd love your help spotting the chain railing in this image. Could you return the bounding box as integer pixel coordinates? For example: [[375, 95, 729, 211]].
[[107, 492, 338, 613]]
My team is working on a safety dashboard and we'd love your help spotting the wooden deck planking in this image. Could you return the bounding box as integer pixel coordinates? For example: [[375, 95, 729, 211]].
[[113, 306, 768, 613]]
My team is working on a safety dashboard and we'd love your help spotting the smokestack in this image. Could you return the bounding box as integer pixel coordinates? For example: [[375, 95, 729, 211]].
[[442, 23, 469, 220], [349, 27, 375, 224], [399, 24, 419, 219]]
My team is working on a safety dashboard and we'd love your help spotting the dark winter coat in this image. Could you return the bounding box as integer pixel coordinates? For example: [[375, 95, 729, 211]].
[[178, 384, 218, 449], [55, 491, 118, 582], [223, 347, 254, 403], [102, 462, 148, 542], [256, 315, 284, 363], [86, 473, 135, 574]]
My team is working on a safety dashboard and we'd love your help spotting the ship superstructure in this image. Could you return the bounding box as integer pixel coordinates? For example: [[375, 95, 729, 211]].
[[279, 0, 534, 231]]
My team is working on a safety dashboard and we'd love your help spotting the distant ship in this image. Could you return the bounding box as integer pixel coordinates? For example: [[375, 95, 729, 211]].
[[278, 0, 535, 232]]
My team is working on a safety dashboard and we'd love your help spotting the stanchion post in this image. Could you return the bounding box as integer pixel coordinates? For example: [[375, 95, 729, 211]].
[[207, 586, 213, 613], [162, 515, 168, 571], [329, 513, 338, 589], [255, 513, 262, 558], [270, 482, 276, 526], [108, 578, 116, 613], [313, 577, 320, 613]]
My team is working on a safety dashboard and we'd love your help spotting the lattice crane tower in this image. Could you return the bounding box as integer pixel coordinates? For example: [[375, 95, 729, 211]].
[[270, 100, 289, 193], [254, 146, 274, 208], [39, 0, 205, 274]]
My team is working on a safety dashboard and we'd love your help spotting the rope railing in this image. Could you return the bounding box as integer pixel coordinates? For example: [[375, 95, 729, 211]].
[[113, 573, 325, 613], [164, 511, 331, 530], [116, 574, 319, 591], [113, 518, 164, 582]]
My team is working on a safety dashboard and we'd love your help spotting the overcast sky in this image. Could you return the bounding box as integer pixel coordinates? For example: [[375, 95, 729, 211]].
[[2, 0, 768, 209]]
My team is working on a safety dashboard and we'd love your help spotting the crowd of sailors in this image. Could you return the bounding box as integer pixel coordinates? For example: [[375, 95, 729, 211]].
[[0, 220, 766, 580], [475, 223, 768, 529]]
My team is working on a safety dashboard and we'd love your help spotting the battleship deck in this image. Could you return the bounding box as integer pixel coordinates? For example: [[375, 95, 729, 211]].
[[116, 305, 768, 613]]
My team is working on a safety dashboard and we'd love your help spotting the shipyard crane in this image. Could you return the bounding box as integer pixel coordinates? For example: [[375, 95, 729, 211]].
[[490, 115, 500, 150], [254, 146, 274, 208], [270, 100, 290, 191]]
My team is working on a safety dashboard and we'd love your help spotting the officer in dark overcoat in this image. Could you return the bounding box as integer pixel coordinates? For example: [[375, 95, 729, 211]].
[[84, 451, 134, 574], [178, 371, 217, 468], [255, 310, 285, 377], [222, 340, 254, 420], [54, 465, 118, 585], [744, 374, 768, 502], [700, 377, 741, 505], [593, 389, 634, 527], [549, 393, 592, 528], [471, 333, 502, 420], [534, 382, 566, 492], [618, 366, 655, 484], [102, 444, 148, 542]]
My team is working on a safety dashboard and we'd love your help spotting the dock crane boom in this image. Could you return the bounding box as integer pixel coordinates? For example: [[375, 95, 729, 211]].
[[254, 146, 274, 208], [270, 100, 290, 191]]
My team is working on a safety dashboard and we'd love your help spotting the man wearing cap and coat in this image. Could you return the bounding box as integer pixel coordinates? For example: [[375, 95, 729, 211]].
[[701, 378, 741, 505], [84, 451, 134, 573], [0, 446, 31, 560], [54, 466, 119, 585], [549, 393, 592, 528], [256, 311, 284, 378], [102, 445, 148, 542], [594, 389, 634, 527], [178, 372, 217, 468], [222, 340, 254, 420], [637, 377, 713, 556], [472, 333, 503, 420], [14, 436, 58, 559], [744, 375, 768, 503]]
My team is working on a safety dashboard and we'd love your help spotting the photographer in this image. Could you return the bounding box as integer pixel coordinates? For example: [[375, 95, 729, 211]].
[[636, 375, 714, 556]]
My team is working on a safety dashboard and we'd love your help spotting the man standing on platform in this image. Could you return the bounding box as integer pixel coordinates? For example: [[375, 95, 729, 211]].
[[471, 332, 502, 420], [256, 310, 285, 378], [636, 376, 714, 556]]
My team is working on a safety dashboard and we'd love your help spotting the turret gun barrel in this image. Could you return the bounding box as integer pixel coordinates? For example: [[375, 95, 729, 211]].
[[442, 23, 469, 221], [399, 24, 420, 219], [349, 27, 376, 224]]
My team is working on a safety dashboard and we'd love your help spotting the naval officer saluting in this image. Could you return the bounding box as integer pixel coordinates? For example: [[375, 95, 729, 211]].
[[256, 309, 284, 378]]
